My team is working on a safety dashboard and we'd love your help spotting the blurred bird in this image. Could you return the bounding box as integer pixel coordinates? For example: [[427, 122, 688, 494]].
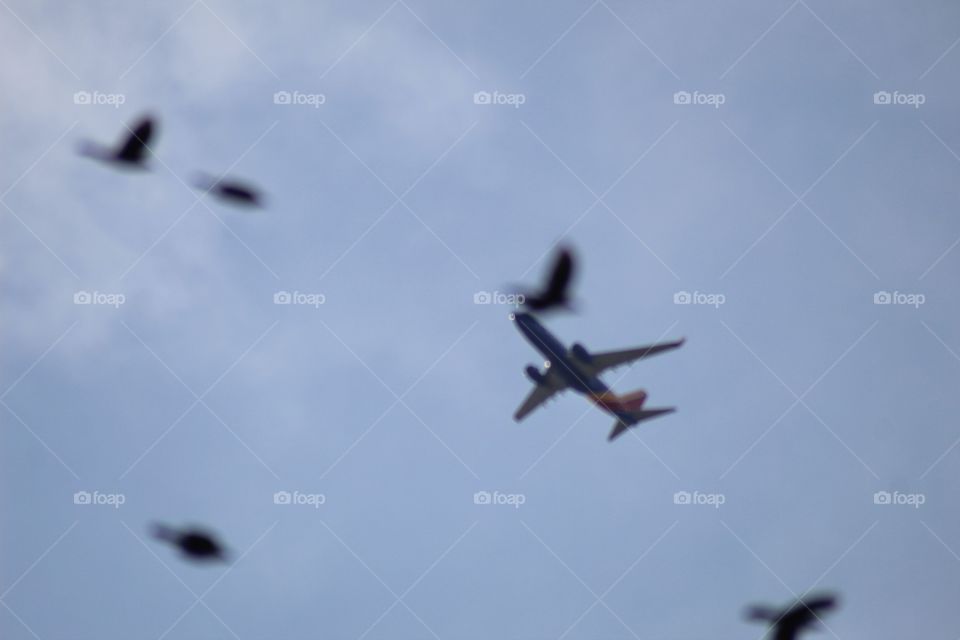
[[520, 246, 575, 312], [79, 116, 156, 169], [151, 523, 228, 562], [746, 593, 838, 640], [192, 172, 264, 208]]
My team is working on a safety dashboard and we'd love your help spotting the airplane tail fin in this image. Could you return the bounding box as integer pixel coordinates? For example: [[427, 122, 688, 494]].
[[595, 389, 647, 413], [614, 389, 647, 412], [608, 407, 676, 441]]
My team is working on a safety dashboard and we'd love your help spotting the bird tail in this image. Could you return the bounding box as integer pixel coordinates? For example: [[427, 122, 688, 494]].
[[76, 140, 101, 159], [189, 171, 220, 193], [150, 522, 177, 542], [745, 606, 779, 622]]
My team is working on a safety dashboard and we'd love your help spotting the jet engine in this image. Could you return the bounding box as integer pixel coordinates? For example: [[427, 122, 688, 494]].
[[525, 365, 545, 385], [571, 343, 591, 363]]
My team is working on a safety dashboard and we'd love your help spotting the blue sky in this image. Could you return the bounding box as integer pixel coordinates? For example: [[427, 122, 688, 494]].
[[3, 1, 960, 638]]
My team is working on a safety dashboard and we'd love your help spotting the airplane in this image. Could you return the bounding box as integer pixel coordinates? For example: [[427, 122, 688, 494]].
[[511, 312, 684, 441]]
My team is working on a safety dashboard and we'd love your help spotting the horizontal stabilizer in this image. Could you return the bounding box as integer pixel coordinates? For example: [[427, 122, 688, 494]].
[[608, 407, 675, 441]]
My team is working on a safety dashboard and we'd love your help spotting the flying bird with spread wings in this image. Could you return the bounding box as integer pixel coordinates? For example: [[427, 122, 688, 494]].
[[192, 172, 265, 208], [79, 116, 157, 169], [151, 523, 229, 563], [746, 593, 839, 640], [520, 246, 575, 312]]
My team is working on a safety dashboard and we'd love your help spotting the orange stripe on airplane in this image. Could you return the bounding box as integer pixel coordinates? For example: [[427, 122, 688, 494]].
[[589, 390, 647, 412]]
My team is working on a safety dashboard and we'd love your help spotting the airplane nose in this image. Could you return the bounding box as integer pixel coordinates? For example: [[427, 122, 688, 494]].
[[508, 313, 516, 321]]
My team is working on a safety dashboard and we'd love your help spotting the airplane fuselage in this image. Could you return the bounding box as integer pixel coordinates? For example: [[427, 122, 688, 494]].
[[512, 312, 610, 396]]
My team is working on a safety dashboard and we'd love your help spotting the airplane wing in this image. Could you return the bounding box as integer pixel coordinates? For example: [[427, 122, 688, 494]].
[[590, 338, 685, 375], [514, 384, 564, 421]]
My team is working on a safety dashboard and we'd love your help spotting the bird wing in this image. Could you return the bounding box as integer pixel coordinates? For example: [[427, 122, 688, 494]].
[[785, 595, 836, 625], [544, 249, 573, 296], [220, 183, 262, 205], [117, 118, 154, 162], [802, 596, 837, 613]]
